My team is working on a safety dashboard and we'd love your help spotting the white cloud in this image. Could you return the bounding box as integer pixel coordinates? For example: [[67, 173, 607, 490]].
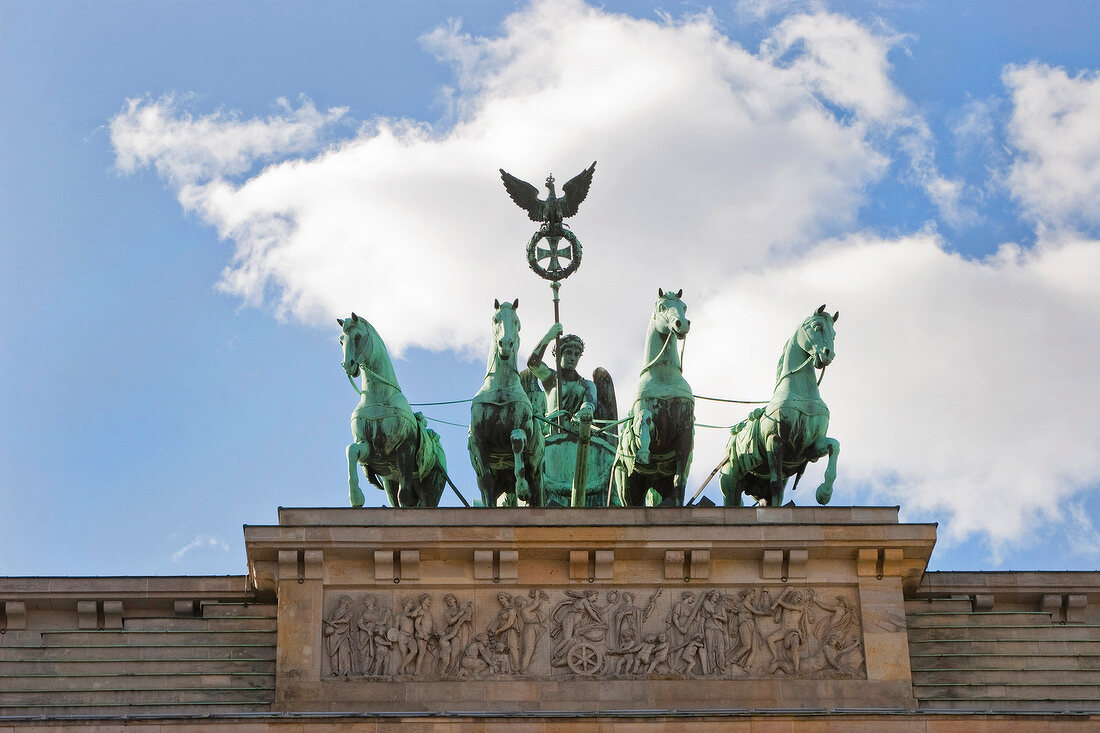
[[110, 0, 1100, 557], [110, 94, 347, 187], [1067, 502, 1100, 561], [736, 0, 821, 23], [171, 535, 230, 563], [762, 11, 972, 225], [1004, 63, 1100, 231], [953, 99, 995, 158]]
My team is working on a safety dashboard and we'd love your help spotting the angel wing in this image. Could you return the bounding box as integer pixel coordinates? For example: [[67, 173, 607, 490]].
[[592, 366, 618, 435], [499, 169, 546, 222], [560, 161, 596, 219]]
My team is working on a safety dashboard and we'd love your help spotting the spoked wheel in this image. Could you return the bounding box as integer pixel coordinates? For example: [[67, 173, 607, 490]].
[[566, 641, 603, 675]]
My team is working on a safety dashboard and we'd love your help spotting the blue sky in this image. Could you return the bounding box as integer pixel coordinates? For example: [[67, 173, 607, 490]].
[[2, 0, 1100, 577]]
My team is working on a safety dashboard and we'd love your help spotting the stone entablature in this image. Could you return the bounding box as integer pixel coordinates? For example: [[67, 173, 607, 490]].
[[5, 510, 1100, 725], [243, 506, 934, 712]]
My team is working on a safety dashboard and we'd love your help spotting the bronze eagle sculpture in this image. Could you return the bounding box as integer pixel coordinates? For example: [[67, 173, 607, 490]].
[[499, 161, 596, 234]]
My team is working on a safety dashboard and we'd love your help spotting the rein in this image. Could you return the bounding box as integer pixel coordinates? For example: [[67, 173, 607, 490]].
[[481, 347, 521, 383], [775, 323, 829, 388], [775, 354, 814, 386], [343, 333, 401, 395], [639, 316, 683, 375], [774, 355, 828, 388]]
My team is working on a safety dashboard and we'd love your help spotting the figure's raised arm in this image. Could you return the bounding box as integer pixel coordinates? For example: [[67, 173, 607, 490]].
[[528, 322, 563, 374], [529, 323, 562, 362]]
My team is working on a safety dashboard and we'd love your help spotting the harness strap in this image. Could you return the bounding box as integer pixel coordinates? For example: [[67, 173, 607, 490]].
[[639, 330, 675, 375], [775, 354, 814, 387], [360, 363, 400, 391]]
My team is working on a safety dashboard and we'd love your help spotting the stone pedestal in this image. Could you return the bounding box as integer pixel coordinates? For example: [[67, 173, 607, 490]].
[[243, 506, 935, 713]]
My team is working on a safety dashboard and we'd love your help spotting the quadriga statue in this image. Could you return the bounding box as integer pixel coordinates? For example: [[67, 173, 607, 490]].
[[613, 289, 695, 506], [719, 305, 840, 507], [469, 299, 545, 507], [338, 313, 447, 508]]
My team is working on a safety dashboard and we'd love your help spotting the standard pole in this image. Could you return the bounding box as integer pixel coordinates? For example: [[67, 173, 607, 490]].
[[572, 419, 590, 507], [551, 279, 563, 429]]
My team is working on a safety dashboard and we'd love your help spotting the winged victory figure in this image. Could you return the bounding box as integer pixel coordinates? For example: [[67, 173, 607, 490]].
[[499, 161, 596, 235]]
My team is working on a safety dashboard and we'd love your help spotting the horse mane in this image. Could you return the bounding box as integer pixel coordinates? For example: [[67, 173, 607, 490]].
[[775, 335, 796, 384], [484, 302, 521, 381], [774, 312, 829, 386], [352, 318, 401, 390]]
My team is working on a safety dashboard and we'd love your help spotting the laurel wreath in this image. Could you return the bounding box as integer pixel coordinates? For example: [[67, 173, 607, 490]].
[[527, 227, 582, 282]]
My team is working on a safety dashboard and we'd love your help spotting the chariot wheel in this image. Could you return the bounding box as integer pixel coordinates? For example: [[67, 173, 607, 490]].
[[566, 641, 603, 675]]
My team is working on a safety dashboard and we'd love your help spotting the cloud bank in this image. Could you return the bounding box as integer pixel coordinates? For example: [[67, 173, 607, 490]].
[[111, 0, 1100, 557]]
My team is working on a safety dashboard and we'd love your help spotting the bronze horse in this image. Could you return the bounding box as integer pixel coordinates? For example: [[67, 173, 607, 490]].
[[613, 289, 695, 506], [339, 313, 447, 508], [469, 300, 545, 506], [719, 305, 840, 507]]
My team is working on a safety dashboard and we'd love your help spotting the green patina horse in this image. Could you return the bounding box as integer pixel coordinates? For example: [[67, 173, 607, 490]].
[[339, 313, 447, 508], [614, 288, 695, 506], [469, 299, 545, 507], [720, 305, 840, 508]]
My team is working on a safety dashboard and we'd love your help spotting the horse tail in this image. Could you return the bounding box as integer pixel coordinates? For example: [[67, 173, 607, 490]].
[[790, 462, 807, 493], [365, 466, 384, 491]]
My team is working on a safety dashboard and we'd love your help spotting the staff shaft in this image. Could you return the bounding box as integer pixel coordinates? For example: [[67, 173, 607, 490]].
[[551, 280, 562, 429]]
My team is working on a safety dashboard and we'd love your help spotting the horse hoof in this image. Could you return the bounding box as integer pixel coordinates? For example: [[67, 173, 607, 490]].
[[815, 483, 832, 505], [349, 486, 365, 508]]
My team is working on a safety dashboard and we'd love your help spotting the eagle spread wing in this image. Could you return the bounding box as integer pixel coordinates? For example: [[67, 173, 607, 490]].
[[561, 161, 596, 219], [499, 169, 546, 222]]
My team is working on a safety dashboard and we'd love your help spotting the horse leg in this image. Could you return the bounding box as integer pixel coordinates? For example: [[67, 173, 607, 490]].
[[764, 432, 786, 507], [634, 405, 654, 466], [347, 441, 367, 508], [525, 425, 544, 508], [510, 429, 529, 506], [625, 472, 648, 507], [671, 414, 694, 506], [719, 465, 743, 507], [424, 466, 446, 508], [380, 477, 399, 508], [394, 439, 419, 507], [656, 475, 675, 506], [812, 437, 840, 505], [611, 460, 627, 507], [469, 433, 496, 508]]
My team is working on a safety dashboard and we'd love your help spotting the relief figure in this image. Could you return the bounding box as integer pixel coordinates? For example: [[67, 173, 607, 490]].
[[823, 630, 862, 675], [765, 588, 812, 675], [730, 588, 770, 670], [323, 595, 355, 676], [412, 593, 437, 675], [354, 596, 380, 675], [488, 592, 521, 673], [666, 590, 701, 673], [458, 633, 494, 677], [700, 589, 729, 675], [517, 589, 550, 672], [397, 597, 419, 674], [439, 594, 473, 674]]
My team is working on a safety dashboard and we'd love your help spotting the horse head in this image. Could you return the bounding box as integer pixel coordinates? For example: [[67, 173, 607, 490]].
[[337, 312, 372, 378], [798, 304, 839, 369], [491, 298, 521, 364], [654, 288, 690, 340]]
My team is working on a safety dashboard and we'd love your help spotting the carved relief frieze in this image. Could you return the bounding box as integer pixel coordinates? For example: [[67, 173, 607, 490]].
[[322, 586, 863, 680]]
